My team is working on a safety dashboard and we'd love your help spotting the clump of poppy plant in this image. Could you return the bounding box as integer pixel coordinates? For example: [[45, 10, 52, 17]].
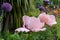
[[1, 2, 12, 12], [15, 12, 57, 33]]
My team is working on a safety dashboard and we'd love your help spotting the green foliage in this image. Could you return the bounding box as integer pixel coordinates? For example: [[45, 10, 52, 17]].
[[36, 0, 43, 5], [58, 0, 60, 5], [56, 18, 60, 40], [51, 0, 60, 5], [0, 16, 3, 32]]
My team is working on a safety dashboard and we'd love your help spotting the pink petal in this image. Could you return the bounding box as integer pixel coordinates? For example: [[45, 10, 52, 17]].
[[38, 12, 47, 23], [15, 27, 30, 32], [30, 28, 46, 32], [39, 28, 46, 31], [23, 15, 31, 27], [24, 16, 45, 32], [50, 15, 57, 24], [22, 15, 46, 32], [46, 15, 57, 26], [38, 12, 57, 26]]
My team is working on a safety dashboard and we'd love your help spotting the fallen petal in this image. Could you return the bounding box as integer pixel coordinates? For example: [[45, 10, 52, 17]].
[[15, 27, 30, 32]]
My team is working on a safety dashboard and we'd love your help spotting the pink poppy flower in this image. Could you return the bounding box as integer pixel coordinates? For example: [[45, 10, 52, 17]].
[[38, 12, 57, 26], [23, 15, 46, 32], [15, 27, 30, 32]]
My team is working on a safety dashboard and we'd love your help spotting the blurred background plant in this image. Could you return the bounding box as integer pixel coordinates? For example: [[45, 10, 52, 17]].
[[0, 0, 60, 40]]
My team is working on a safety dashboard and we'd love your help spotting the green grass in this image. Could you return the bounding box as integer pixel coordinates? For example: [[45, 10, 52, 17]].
[[56, 17, 60, 40]]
